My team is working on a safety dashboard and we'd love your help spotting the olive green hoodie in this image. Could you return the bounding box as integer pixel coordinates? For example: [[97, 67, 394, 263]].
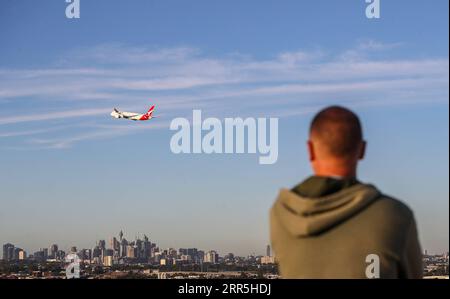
[[270, 177, 423, 279]]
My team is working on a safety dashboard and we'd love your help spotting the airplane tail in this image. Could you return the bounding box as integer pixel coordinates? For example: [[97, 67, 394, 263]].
[[145, 105, 155, 117], [138, 105, 156, 121]]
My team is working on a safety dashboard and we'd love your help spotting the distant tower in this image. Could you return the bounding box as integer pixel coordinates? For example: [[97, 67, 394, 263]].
[[266, 245, 271, 257], [3, 243, 15, 261], [110, 237, 118, 251], [119, 230, 123, 242], [49, 244, 58, 259], [98, 240, 106, 250]]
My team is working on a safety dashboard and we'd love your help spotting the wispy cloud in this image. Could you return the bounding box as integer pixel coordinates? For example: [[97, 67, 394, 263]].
[[339, 39, 404, 61], [0, 41, 448, 149], [0, 108, 111, 125], [27, 120, 170, 149], [0, 128, 55, 138]]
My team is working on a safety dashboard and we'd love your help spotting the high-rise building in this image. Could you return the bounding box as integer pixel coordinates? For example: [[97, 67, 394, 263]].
[[92, 246, 101, 258], [197, 250, 205, 263], [98, 240, 106, 259], [2, 243, 15, 261], [105, 249, 114, 257], [103, 255, 113, 267], [187, 248, 198, 260], [13, 247, 22, 260], [33, 250, 45, 261], [18, 249, 27, 260], [49, 244, 58, 259], [120, 238, 128, 257], [142, 235, 151, 261], [266, 245, 271, 257], [79, 249, 92, 261], [98, 240, 106, 250], [135, 239, 143, 259], [110, 237, 119, 251], [56, 250, 66, 260], [41, 248, 49, 259], [204, 250, 219, 264], [92, 246, 102, 264], [126, 245, 136, 258]]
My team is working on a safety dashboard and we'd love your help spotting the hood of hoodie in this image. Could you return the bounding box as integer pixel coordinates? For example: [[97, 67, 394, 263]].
[[272, 183, 381, 237]]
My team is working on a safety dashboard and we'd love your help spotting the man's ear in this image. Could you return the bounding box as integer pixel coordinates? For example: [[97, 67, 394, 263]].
[[307, 140, 315, 162], [359, 141, 366, 160]]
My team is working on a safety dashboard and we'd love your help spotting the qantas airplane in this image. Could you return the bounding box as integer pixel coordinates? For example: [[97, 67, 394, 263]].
[[110, 105, 156, 121]]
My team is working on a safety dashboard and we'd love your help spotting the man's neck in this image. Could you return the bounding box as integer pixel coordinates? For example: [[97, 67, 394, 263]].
[[312, 161, 357, 178]]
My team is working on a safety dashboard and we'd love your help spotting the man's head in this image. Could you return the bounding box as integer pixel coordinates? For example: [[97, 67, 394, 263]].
[[307, 106, 366, 178]]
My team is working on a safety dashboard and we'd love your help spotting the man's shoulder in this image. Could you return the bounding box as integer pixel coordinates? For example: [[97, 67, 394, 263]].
[[363, 189, 415, 226]]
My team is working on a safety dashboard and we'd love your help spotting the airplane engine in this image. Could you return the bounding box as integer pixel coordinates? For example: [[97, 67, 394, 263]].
[[110, 111, 122, 119]]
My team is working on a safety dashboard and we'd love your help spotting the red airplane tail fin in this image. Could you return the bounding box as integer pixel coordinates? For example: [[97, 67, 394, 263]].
[[146, 105, 155, 117], [139, 105, 155, 121]]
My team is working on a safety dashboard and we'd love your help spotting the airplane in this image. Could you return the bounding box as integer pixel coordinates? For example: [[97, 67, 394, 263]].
[[110, 105, 156, 121]]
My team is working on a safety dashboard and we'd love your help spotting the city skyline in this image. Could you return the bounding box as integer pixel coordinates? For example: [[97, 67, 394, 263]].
[[0, 1, 448, 255], [1, 230, 447, 279], [2, 230, 276, 266], [3, 229, 448, 260], [2, 230, 273, 259]]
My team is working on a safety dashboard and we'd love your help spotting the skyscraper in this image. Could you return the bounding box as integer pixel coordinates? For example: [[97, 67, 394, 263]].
[[142, 236, 151, 261], [81, 249, 92, 261], [49, 244, 58, 259], [126, 245, 136, 258], [204, 250, 219, 264], [57, 250, 65, 260], [187, 248, 198, 260], [92, 246, 102, 264], [98, 240, 106, 250], [105, 249, 114, 257], [103, 255, 113, 267], [13, 247, 22, 260], [18, 249, 27, 260], [41, 248, 49, 259], [135, 238, 143, 259], [120, 238, 128, 258], [2, 243, 15, 261], [98, 240, 106, 260], [266, 245, 271, 257]]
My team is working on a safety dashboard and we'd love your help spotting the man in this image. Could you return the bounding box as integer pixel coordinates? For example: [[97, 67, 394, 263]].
[[270, 106, 422, 279]]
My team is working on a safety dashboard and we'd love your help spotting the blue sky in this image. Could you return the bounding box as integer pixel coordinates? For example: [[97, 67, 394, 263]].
[[0, 0, 448, 256]]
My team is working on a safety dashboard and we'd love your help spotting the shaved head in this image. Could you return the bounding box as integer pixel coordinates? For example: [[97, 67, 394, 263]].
[[309, 106, 363, 159]]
